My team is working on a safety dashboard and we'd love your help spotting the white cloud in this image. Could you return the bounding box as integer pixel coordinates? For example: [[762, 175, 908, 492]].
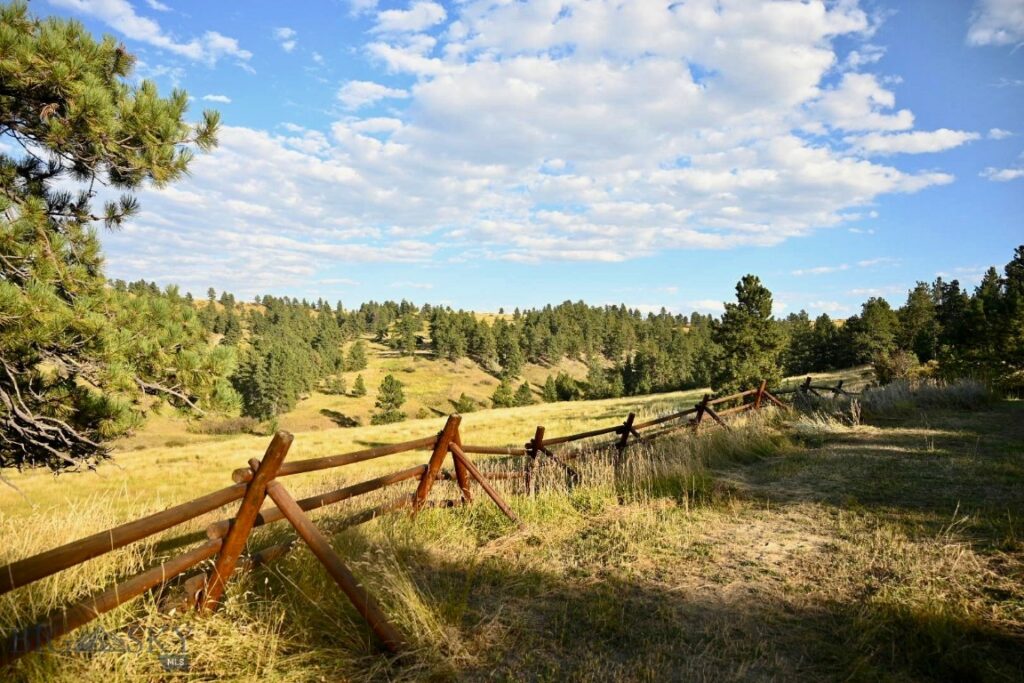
[[145, 0, 170, 11], [96, 0, 967, 292], [312, 52, 324, 64], [49, 0, 251, 65], [337, 80, 409, 109], [792, 264, 851, 276], [201, 94, 231, 103], [687, 299, 725, 314], [807, 300, 850, 314], [981, 166, 1024, 181], [988, 127, 1014, 139], [967, 0, 1024, 46], [815, 73, 914, 132], [857, 257, 900, 267], [373, 1, 446, 33], [274, 26, 297, 52], [848, 129, 980, 155]]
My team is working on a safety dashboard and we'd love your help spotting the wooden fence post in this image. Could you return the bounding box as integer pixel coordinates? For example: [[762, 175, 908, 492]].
[[265, 480, 405, 652], [754, 380, 767, 410], [525, 426, 544, 496], [833, 379, 844, 397], [694, 394, 710, 429], [450, 425, 472, 504], [201, 431, 292, 612], [614, 413, 636, 503], [801, 376, 812, 395], [413, 415, 461, 512]]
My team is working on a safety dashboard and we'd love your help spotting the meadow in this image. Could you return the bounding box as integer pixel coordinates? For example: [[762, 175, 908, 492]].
[[3, 370, 1021, 682]]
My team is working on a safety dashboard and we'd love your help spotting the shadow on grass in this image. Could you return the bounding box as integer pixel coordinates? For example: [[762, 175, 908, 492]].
[[319, 409, 360, 428]]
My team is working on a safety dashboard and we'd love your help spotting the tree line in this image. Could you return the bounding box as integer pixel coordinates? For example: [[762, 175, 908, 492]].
[[3, 1, 1021, 470]]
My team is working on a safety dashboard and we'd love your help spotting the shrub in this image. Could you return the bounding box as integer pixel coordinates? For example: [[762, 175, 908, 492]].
[[188, 416, 262, 435], [873, 350, 919, 385], [321, 376, 347, 395]]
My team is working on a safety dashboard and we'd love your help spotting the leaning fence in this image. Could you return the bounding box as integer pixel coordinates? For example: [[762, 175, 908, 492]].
[[0, 378, 810, 665]]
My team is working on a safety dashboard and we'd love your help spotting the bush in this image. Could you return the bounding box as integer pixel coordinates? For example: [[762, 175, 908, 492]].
[[873, 350, 919, 385], [321, 376, 347, 395], [452, 393, 477, 413], [187, 416, 262, 435]]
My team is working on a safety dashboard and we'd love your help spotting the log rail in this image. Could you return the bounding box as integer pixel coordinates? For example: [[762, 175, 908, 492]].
[[1, 378, 796, 666]]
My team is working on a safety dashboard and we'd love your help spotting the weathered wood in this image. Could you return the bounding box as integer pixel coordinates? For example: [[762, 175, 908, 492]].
[[755, 380, 767, 409], [614, 413, 636, 502], [231, 435, 437, 483], [167, 537, 297, 614], [694, 394, 710, 428], [632, 406, 698, 430], [541, 423, 623, 447], [0, 482, 246, 597], [2, 539, 222, 666], [708, 389, 756, 406], [413, 415, 462, 512], [715, 403, 754, 417], [703, 405, 730, 429], [460, 444, 528, 456], [202, 431, 292, 611], [265, 480, 405, 652], [449, 444, 520, 525], [525, 426, 544, 496], [450, 425, 472, 504], [207, 465, 427, 540], [762, 390, 789, 410]]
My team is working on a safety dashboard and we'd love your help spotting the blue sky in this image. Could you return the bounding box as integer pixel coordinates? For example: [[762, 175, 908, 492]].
[[35, 0, 1024, 317]]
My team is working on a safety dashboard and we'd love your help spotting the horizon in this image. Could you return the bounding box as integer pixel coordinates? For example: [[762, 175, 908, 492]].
[[26, 0, 1024, 316]]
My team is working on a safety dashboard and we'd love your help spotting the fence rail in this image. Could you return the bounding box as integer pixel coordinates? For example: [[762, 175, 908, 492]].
[[0, 378, 803, 666]]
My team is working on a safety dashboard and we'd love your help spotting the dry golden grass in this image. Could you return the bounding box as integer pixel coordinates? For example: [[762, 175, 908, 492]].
[[3, 371, 1020, 681]]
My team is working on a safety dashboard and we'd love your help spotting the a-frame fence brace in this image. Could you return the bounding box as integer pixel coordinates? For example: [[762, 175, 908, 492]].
[[0, 380, 792, 666]]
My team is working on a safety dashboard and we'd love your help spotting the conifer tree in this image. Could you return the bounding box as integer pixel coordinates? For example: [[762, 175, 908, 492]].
[[352, 374, 367, 397], [346, 340, 368, 371], [0, 1, 226, 469], [513, 381, 535, 406], [542, 375, 558, 402], [371, 374, 406, 424], [491, 379, 515, 408], [711, 275, 785, 393]]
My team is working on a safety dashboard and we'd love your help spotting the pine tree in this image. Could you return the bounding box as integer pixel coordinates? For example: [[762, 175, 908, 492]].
[[513, 382, 535, 406], [346, 340, 368, 371], [542, 375, 558, 402], [711, 275, 785, 393], [371, 374, 406, 424], [352, 374, 367, 397], [0, 1, 225, 469], [491, 379, 515, 408]]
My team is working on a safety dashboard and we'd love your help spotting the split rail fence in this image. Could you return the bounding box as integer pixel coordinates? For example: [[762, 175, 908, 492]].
[[0, 378, 801, 665]]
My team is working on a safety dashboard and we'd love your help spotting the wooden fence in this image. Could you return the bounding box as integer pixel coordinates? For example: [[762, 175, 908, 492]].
[[0, 379, 792, 665]]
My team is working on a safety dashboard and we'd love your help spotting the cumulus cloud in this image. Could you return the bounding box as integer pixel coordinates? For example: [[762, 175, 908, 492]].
[[967, 0, 1024, 46], [848, 128, 980, 155], [50, 0, 251, 65], [201, 94, 231, 103], [373, 1, 446, 33], [145, 0, 170, 11], [96, 0, 967, 292], [988, 127, 1013, 139], [337, 80, 409, 109]]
